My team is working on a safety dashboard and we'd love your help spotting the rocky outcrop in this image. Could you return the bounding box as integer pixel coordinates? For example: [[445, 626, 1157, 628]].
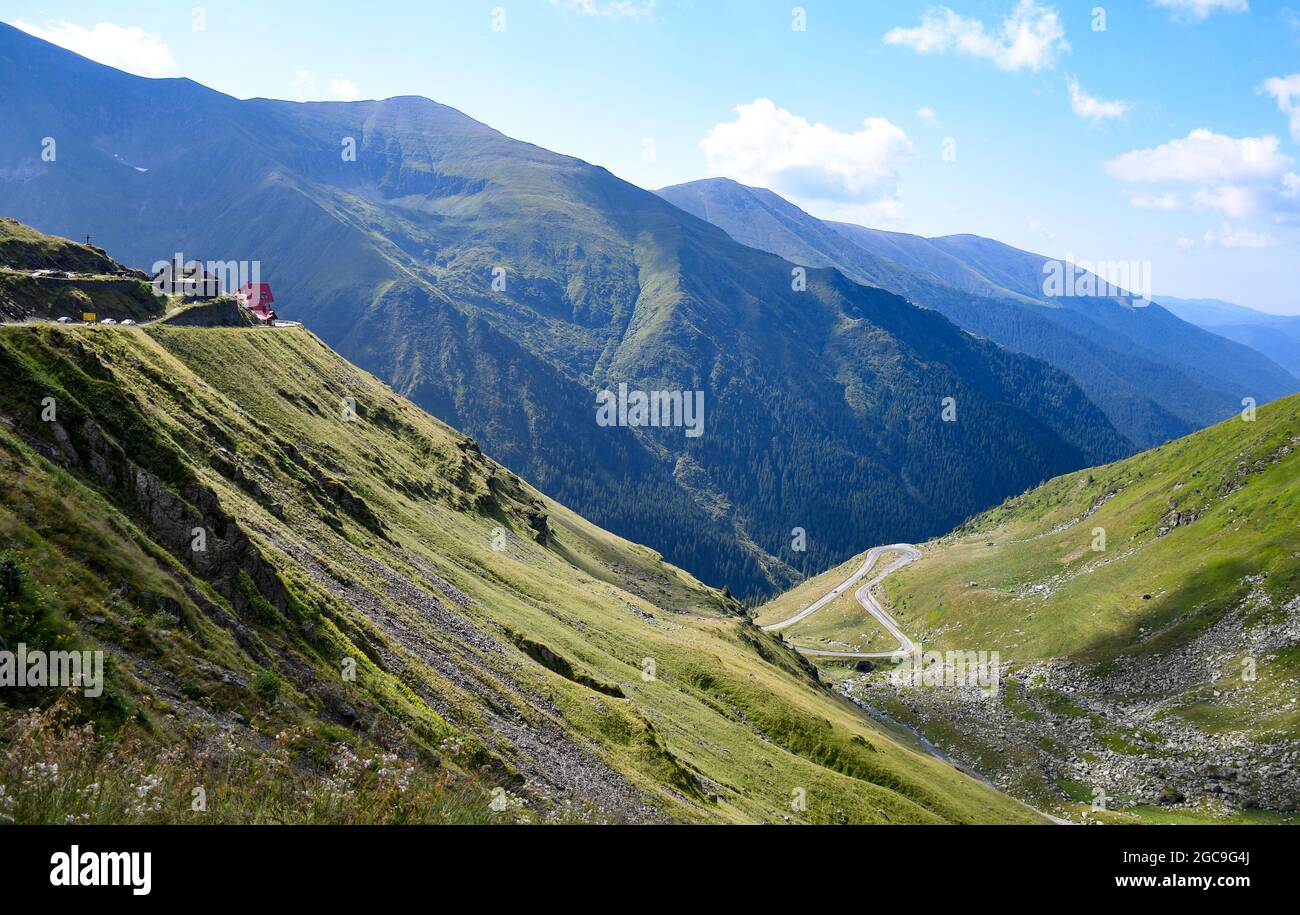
[[844, 587, 1300, 815], [18, 370, 289, 649]]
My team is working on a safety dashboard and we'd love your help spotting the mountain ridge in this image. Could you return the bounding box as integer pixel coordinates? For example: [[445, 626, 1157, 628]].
[[1157, 294, 1300, 380], [0, 219, 1042, 824], [0, 21, 1127, 596], [657, 177, 1297, 452]]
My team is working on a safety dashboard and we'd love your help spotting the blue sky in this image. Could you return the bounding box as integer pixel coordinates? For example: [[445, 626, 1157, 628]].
[[5, 0, 1300, 312]]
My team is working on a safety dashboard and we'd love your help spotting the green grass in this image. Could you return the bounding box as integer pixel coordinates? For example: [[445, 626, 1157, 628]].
[[755, 549, 909, 654], [753, 551, 869, 627], [826, 396, 1300, 818], [1094, 804, 1300, 826], [881, 396, 1300, 738], [762, 398, 1300, 819], [0, 695, 511, 825], [0, 323, 1044, 824], [0, 216, 124, 274]]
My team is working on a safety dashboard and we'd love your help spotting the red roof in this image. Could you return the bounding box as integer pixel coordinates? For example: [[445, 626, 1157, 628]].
[[238, 283, 274, 306]]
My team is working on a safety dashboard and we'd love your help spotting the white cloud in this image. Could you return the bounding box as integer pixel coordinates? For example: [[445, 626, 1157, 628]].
[[1260, 74, 1300, 142], [14, 19, 178, 78], [1152, 0, 1248, 22], [550, 0, 656, 20], [1128, 191, 1184, 210], [1107, 130, 1300, 226], [834, 196, 910, 226], [916, 106, 940, 128], [1067, 78, 1130, 123], [883, 1, 1069, 72], [1025, 217, 1056, 240], [329, 79, 361, 102], [701, 98, 914, 223], [1190, 186, 1259, 219], [1105, 130, 1290, 184], [1203, 223, 1278, 248], [287, 71, 360, 103]]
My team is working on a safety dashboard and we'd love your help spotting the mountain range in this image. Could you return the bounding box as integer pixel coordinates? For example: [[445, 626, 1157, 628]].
[[0, 21, 1131, 596], [657, 178, 1298, 451], [0, 219, 1041, 824], [1157, 294, 1300, 381], [1, 18, 1296, 826]]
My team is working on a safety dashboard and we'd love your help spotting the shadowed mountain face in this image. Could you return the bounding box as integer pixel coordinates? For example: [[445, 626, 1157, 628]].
[[658, 178, 1298, 451], [0, 22, 1128, 596]]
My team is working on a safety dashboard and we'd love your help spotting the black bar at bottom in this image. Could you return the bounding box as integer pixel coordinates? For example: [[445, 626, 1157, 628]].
[[0, 824, 1279, 901]]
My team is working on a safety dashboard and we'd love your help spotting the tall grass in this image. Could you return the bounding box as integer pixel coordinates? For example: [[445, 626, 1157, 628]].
[[0, 691, 504, 825]]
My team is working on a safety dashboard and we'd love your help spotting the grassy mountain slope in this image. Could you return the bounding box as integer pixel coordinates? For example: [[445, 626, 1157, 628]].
[[0, 218, 159, 322], [658, 178, 1297, 449], [0, 315, 1042, 824], [0, 216, 123, 273], [852, 396, 1300, 817], [890, 397, 1298, 664], [0, 23, 1126, 596]]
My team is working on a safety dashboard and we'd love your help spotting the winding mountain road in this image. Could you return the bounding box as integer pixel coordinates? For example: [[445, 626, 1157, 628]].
[[761, 544, 921, 659], [765, 544, 1071, 824]]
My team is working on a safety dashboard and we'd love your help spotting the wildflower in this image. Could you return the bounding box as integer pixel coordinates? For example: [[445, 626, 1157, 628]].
[[23, 762, 61, 786], [134, 774, 163, 798]]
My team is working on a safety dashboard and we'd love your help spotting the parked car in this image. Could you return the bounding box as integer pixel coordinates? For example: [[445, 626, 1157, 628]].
[[99, 318, 117, 325], [56, 316, 73, 324], [121, 319, 136, 326]]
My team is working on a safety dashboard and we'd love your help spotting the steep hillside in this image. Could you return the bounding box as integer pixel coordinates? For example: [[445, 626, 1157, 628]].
[[0, 23, 1126, 596], [842, 396, 1300, 819], [0, 216, 124, 273], [0, 218, 158, 322], [659, 178, 1297, 449], [0, 318, 1042, 825]]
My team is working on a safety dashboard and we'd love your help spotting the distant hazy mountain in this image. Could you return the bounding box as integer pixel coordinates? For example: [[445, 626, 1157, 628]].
[[658, 178, 1297, 449], [1157, 295, 1300, 380], [0, 22, 1128, 596]]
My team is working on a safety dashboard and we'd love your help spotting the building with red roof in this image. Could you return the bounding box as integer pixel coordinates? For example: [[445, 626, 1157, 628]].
[[237, 283, 277, 322]]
